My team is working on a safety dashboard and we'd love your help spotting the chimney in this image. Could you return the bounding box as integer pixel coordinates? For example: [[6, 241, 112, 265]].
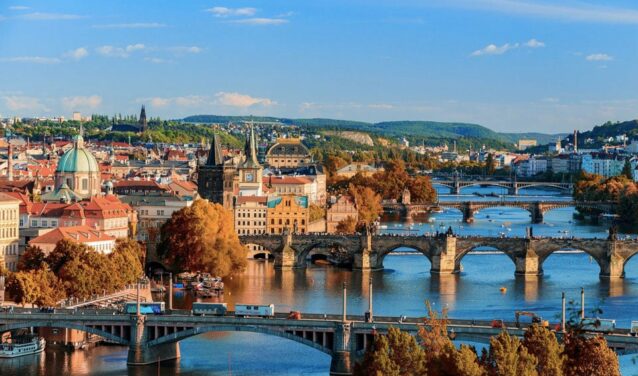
[[573, 130, 578, 153]]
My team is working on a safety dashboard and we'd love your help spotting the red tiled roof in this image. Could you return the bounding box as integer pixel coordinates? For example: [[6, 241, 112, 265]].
[[29, 225, 115, 246], [236, 196, 268, 204]]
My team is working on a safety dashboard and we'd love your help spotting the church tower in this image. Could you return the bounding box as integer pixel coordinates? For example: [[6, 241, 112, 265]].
[[238, 124, 263, 196], [198, 134, 226, 205], [139, 105, 148, 133]]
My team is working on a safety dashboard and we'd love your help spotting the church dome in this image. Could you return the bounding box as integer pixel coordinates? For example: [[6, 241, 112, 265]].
[[56, 134, 99, 173]]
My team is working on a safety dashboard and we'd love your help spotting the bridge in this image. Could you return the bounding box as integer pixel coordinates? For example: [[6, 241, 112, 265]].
[[239, 232, 638, 278], [383, 200, 616, 223], [431, 177, 573, 195], [2, 309, 638, 375]]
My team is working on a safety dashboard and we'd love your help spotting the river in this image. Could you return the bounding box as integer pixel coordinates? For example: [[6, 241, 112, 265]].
[[2, 186, 638, 375]]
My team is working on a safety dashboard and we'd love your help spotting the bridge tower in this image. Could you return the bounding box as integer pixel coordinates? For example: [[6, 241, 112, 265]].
[[274, 229, 303, 269], [431, 233, 458, 274], [353, 231, 379, 270]]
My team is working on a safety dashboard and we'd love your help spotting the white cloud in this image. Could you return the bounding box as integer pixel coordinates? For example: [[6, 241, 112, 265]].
[[471, 43, 518, 56], [0, 56, 61, 64], [144, 57, 171, 64], [215, 92, 275, 107], [229, 17, 288, 25], [8, 6, 29, 10], [206, 7, 257, 17], [95, 44, 145, 58], [3, 96, 48, 111], [149, 97, 171, 107], [586, 53, 613, 61], [444, 0, 638, 24], [525, 38, 545, 48], [65, 47, 88, 60], [61, 95, 102, 110], [92, 22, 167, 29], [142, 96, 208, 107], [167, 46, 203, 55], [20, 12, 84, 20]]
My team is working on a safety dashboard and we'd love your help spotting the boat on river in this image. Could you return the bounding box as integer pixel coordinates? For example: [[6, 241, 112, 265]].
[[0, 335, 45, 358]]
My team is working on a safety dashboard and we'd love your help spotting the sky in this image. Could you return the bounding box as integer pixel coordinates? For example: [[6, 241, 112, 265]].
[[1, 0, 637, 133]]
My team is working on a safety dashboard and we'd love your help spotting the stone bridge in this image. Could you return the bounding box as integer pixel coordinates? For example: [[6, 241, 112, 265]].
[[432, 179, 573, 195], [383, 200, 615, 223], [2, 310, 638, 375], [239, 233, 638, 278]]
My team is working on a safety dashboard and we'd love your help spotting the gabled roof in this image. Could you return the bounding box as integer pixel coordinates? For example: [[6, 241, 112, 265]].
[[29, 225, 116, 246]]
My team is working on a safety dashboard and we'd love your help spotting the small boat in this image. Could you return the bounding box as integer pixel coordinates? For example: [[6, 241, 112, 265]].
[[379, 225, 388, 229], [0, 336, 45, 358], [500, 287, 507, 294], [172, 283, 185, 290], [430, 206, 444, 213]]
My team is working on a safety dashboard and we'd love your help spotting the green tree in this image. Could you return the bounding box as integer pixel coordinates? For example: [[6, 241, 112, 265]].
[[158, 199, 247, 276], [354, 327, 426, 376], [522, 324, 564, 376], [621, 159, 633, 180]]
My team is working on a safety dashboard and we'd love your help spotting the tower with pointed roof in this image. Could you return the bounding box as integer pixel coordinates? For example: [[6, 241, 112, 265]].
[[139, 105, 148, 133], [238, 124, 263, 197], [198, 133, 236, 208]]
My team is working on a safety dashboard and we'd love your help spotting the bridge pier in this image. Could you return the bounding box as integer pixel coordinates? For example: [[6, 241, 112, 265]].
[[508, 184, 518, 195], [514, 241, 542, 276], [599, 241, 627, 279], [431, 235, 459, 274], [354, 233, 382, 270], [529, 202, 544, 224], [330, 322, 354, 375], [461, 203, 475, 223], [127, 315, 181, 366], [274, 231, 304, 269]]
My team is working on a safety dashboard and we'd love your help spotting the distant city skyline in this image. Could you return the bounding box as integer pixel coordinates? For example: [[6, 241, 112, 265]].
[[1, 0, 637, 132]]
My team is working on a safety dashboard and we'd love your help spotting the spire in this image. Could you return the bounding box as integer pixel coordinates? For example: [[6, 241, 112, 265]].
[[75, 124, 85, 148], [242, 123, 260, 168], [206, 133, 224, 166], [7, 141, 13, 181], [139, 105, 147, 132]]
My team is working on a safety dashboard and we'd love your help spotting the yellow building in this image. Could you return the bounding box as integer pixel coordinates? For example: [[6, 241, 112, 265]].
[[266, 195, 309, 234], [0, 193, 20, 271], [265, 138, 312, 168], [234, 196, 268, 235]]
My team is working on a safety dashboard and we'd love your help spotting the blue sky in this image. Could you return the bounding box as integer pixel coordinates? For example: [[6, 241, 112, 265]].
[[1, 0, 637, 133]]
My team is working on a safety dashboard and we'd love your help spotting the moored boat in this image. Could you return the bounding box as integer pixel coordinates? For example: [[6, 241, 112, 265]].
[[0, 336, 45, 358]]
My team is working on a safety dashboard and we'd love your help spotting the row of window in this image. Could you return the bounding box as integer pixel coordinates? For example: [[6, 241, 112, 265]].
[[0, 227, 18, 239], [0, 243, 19, 256], [238, 229, 266, 235], [270, 228, 306, 234], [29, 219, 59, 228], [236, 221, 266, 227], [236, 212, 266, 218], [139, 209, 166, 216], [0, 209, 17, 221], [270, 218, 305, 225]]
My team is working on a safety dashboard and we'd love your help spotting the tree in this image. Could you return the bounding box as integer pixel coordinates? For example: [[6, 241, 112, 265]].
[[354, 327, 426, 376], [484, 331, 538, 376], [621, 159, 633, 180], [31, 267, 66, 307], [409, 175, 437, 204], [562, 333, 620, 376], [17, 246, 47, 271], [349, 185, 383, 230], [6, 271, 38, 306], [109, 239, 144, 287], [485, 153, 496, 175], [46, 239, 86, 274], [158, 199, 247, 276], [522, 324, 564, 376], [336, 216, 357, 234], [308, 204, 326, 222]]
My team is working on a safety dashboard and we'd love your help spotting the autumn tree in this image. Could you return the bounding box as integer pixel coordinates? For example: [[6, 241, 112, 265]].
[[522, 324, 564, 376], [308, 204, 326, 222], [17, 246, 47, 271], [336, 216, 357, 234], [6, 267, 65, 307], [485, 153, 496, 175], [483, 330, 538, 376], [409, 175, 437, 204], [349, 185, 383, 230], [6, 271, 38, 306], [158, 199, 247, 276], [562, 333, 620, 376], [354, 327, 426, 376]]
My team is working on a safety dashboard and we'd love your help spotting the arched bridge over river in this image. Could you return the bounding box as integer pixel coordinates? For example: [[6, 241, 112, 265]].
[[383, 200, 616, 223], [2, 309, 638, 375], [240, 232, 638, 278], [432, 178, 573, 195]]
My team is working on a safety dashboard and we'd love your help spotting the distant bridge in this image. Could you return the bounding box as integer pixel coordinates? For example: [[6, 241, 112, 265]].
[[431, 178, 573, 195], [383, 200, 616, 223], [240, 232, 637, 278], [2, 309, 638, 375]]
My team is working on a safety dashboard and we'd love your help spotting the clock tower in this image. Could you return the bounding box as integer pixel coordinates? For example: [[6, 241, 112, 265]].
[[238, 124, 263, 196]]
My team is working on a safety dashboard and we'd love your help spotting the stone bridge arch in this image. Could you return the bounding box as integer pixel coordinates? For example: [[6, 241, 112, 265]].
[[455, 244, 518, 273], [0, 320, 130, 345], [459, 182, 511, 191], [296, 239, 359, 266], [148, 324, 334, 355], [375, 243, 433, 268]]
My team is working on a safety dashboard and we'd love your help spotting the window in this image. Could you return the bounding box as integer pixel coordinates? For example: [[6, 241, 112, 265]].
[[31, 220, 37, 227], [82, 179, 88, 190]]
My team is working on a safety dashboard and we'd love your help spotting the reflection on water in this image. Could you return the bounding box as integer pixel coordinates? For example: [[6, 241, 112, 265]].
[[4, 188, 638, 375]]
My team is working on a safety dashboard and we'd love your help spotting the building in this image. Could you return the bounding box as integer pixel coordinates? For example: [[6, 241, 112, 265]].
[[265, 138, 312, 169], [29, 225, 116, 254], [514, 156, 548, 177], [581, 153, 626, 178], [266, 195, 309, 234], [197, 134, 237, 209], [43, 129, 101, 201], [326, 195, 358, 233], [234, 196, 268, 235], [517, 139, 538, 151], [335, 163, 383, 179], [0, 193, 20, 271], [113, 180, 167, 195], [119, 193, 193, 263], [262, 175, 320, 204]]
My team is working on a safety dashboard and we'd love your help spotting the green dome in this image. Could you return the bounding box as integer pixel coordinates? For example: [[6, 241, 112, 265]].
[[56, 135, 99, 173]]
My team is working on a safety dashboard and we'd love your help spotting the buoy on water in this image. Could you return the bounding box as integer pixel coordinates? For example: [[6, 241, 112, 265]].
[[500, 287, 507, 294]]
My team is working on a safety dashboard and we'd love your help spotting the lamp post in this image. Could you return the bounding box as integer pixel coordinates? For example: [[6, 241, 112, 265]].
[[342, 282, 347, 322]]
